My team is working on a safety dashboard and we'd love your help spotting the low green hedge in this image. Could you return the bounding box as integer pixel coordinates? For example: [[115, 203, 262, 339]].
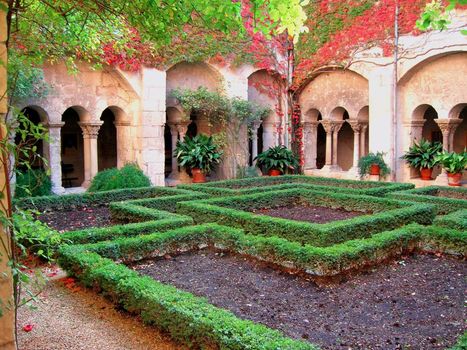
[[15, 186, 198, 211], [433, 210, 467, 231], [62, 211, 193, 245], [65, 223, 466, 277], [449, 332, 467, 350], [58, 243, 316, 350], [179, 175, 413, 195], [177, 189, 436, 246], [389, 186, 467, 215]]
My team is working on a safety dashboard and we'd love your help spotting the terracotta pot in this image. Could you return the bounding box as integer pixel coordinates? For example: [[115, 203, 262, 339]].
[[268, 169, 282, 176], [369, 164, 380, 176], [191, 168, 206, 183], [447, 172, 462, 187], [420, 167, 433, 181]]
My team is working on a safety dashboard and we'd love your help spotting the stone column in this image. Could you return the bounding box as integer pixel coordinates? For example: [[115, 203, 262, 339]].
[[434, 118, 462, 185], [320, 121, 334, 168], [177, 121, 192, 183], [303, 121, 319, 170], [348, 121, 363, 170], [167, 123, 179, 179], [114, 120, 131, 168], [360, 123, 368, 157], [331, 121, 344, 168], [250, 120, 262, 165], [79, 121, 102, 188], [46, 122, 65, 194]]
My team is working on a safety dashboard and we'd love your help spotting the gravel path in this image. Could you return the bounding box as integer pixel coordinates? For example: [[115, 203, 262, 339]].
[[17, 270, 183, 350]]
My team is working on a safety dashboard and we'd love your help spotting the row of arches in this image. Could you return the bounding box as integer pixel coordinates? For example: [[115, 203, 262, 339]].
[[16, 105, 127, 190]]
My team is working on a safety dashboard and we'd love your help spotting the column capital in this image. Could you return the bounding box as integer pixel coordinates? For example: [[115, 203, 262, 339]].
[[45, 122, 65, 129], [251, 120, 262, 131], [303, 121, 319, 129], [347, 120, 367, 133], [435, 118, 462, 134], [176, 120, 191, 135], [79, 121, 103, 139], [321, 120, 344, 133], [402, 119, 425, 128]]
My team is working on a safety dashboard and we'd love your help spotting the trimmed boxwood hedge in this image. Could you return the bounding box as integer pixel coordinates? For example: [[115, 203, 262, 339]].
[[14, 186, 199, 211], [433, 209, 467, 231], [179, 175, 413, 196], [389, 186, 467, 215], [61, 222, 466, 278], [58, 242, 316, 350], [177, 189, 436, 246], [62, 210, 193, 245]]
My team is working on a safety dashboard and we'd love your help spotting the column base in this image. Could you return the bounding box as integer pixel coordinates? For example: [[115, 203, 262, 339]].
[[434, 171, 449, 186], [320, 164, 343, 173], [345, 166, 361, 180], [81, 180, 91, 189], [52, 185, 66, 195]]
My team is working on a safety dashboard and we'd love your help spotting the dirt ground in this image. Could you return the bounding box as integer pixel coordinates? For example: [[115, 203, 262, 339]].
[[38, 206, 114, 232], [251, 204, 365, 224], [132, 251, 466, 350]]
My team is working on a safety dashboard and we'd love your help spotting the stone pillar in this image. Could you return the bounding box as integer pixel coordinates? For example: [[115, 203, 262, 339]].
[[251, 120, 261, 165], [359, 123, 368, 157], [114, 120, 131, 168], [434, 118, 462, 185], [331, 121, 344, 168], [321, 121, 334, 168], [177, 121, 192, 183], [46, 122, 65, 194], [167, 123, 179, 179], [79, 121, 102, 188], [348, 121, 362, 170], [303, 121, 318, 170]]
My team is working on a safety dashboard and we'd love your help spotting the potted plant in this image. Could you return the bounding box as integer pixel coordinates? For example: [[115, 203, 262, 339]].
[[435, 151, 466, 187], [175, 134, 223, 183], [401, 139, 442, 180], [254, 145, 299, 176], [358, 152, 390, 179]]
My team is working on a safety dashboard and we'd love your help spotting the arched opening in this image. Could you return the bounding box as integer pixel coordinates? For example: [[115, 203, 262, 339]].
[[98, 108, 117, 171], [316, 113, 325, 169], [15, 107, 45, 170], [337, 111, 354, 171], [164, 124, 173, 177], [61, 108, 84, 188], [453, 106, 467, 153], [420, 106, 442, 178]]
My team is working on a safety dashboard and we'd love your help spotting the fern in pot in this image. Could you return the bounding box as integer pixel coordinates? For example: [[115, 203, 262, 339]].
[[358, 152, 390, 179], [254, 145, 299, 176], [401, 139, 442, 180], [175, 134, 223, 183]]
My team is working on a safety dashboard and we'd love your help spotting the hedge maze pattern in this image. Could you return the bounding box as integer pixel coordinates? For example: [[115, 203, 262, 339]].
[[18, 178, 467, 350]]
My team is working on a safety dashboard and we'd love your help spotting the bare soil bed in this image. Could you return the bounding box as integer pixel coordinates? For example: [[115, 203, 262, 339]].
[[131, 251, 466, 350], [434, 190, 467, 200], [251, 204, 365, 224], [38, 206, 114, 232]]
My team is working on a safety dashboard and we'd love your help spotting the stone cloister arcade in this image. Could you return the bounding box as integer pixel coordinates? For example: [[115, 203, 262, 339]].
[[12, 27, 467, 192]]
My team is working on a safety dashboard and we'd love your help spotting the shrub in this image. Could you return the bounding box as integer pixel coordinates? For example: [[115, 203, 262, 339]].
[[88, 164, 151, 192], [401, 138, 442, 170], [255, 145, 299, 174], [174, 134, 223, 173], [15, 168, 52, 198]]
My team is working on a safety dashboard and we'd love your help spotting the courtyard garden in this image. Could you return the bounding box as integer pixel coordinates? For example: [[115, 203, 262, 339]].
[[12, 174, 466, 349]]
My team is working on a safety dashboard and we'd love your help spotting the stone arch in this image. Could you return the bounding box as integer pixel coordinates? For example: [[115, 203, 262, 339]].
[[61, 106, 86, 187], [14, 106, 49, 171], [450, 104, 467, 154], [298, 69, 369, 120], [98, 108, 118, 171]]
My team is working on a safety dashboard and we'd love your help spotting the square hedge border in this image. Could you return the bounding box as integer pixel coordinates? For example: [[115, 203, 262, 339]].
[[14, 186, 201, 212], [177, 188, 436, 246], [57, 222, 465, 349], [178, 175, 414, 197], [433, 209, 467, 231], [389, 186, 467, 215]]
